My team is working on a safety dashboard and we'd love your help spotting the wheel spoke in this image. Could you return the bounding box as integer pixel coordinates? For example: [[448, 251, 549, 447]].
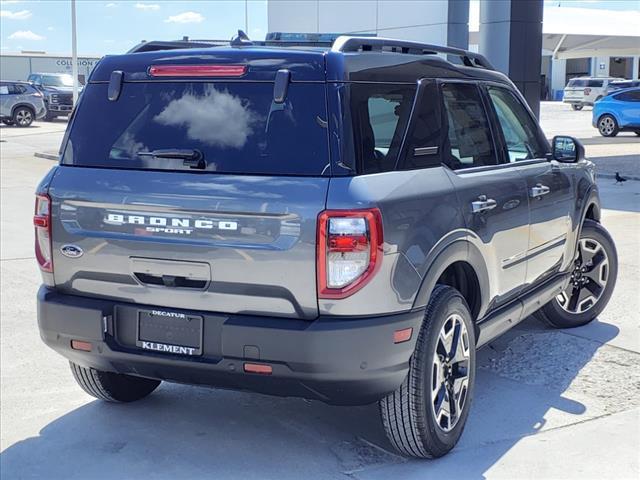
[[584, 279, 603, 298], [452, 376, 469, 414]]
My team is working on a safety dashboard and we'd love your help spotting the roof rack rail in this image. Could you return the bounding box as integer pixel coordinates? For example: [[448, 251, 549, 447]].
[[331, 36, 494, 70]]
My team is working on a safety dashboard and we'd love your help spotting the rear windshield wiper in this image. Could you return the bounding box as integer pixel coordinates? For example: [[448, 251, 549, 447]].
[[137, 149, 206, 169]]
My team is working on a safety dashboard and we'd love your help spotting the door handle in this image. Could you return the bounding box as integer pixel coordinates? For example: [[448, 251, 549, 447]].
[[530, 184, 550, 198], [471, 195, 497, 213]]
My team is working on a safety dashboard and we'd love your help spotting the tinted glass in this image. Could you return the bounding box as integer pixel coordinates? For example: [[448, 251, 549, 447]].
[[567, 79, 587, 87], [487, 87, 547, 162], [587, 80, 604, 88], [440, 83, 496, 170], [42, 74, 74, 87], [350, 83, 416, 174], [63, 82, 330, 175], [614, 90, 640, 102]]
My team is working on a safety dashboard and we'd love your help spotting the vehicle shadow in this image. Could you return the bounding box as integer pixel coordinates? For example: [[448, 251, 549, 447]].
[[0, 318, 620, 480]]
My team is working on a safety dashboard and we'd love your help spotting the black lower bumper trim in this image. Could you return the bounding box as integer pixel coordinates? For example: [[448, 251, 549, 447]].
[[37, 286, 424, 405]]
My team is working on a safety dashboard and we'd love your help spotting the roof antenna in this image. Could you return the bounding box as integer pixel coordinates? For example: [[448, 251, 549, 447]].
[[231, 29, 252, 47]]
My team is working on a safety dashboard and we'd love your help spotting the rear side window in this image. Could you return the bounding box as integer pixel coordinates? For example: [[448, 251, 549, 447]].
[[614, 90, 640, 102], [440, 83, 496, 170], [62, 82, 330, 176], [588, 80, 604, 88], [567, 79, 587, 88], [350, 83, 416, 174]]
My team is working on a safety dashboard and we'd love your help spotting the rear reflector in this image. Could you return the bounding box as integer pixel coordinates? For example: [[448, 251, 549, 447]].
[[71, 340, 92, 352], [394, 328, 413, 344], [243, 363, 272, 375], [149, 64, 247, 78]]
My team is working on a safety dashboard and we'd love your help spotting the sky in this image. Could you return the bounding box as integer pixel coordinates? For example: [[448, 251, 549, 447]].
[[0, 0, 638, 56], [0, 0, 268, 55]]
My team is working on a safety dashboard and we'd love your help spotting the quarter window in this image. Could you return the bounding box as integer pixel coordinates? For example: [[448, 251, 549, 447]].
[[487, 87, 548, 162], [350, 83, 416, 174], [440, 83, 496, 170]]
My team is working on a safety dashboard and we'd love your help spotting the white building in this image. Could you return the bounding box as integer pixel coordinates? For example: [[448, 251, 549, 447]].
[[267, 1, 640, 99], [0, 52, 101, 83]]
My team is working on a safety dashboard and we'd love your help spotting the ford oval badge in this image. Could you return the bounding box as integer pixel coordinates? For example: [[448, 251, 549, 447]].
[[60, 244, 84, 258]]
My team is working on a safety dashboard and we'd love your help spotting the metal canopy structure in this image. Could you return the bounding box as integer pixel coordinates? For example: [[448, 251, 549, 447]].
[[543, 33, 640, 60], [469, 31, 640, 60]]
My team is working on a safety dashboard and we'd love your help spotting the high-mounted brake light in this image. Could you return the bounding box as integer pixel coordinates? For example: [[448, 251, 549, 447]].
[[148, 64, 247, 78], [34, 194, 53, 273], [317, 209, 383, 299]]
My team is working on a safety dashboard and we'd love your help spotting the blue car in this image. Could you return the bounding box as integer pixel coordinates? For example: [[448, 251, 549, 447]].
[[593, 87, 640, 137]]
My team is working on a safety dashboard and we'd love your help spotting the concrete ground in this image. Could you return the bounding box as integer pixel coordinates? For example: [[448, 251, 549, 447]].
[[540, 101, 639, 179], [1, 108, 639, 479]]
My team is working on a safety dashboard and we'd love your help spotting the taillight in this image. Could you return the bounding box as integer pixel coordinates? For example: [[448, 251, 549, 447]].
[[148, 64, 247, 77], [584, 87, 591, 95], [34, 194, 53, 273], [317, 209, 383, 299]]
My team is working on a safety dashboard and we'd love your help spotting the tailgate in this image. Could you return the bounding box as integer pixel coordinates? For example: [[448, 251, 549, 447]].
[[49, 167, 328, 319]]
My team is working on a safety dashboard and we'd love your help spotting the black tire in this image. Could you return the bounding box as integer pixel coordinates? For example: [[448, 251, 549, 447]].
[[634, 130, 640, 136], [70, 361, 161, 402], [2, 119, 14, 126], [536, 220, 617, 329], [571, 104, 583, 111], [44, 111, 56, 121], [12, 106, 34, 127], [380, 285, 476, 458], [598, 114, 619, 137]]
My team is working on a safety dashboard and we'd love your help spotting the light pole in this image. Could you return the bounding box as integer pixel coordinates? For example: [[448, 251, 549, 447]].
[[71, 0, 79, 104]]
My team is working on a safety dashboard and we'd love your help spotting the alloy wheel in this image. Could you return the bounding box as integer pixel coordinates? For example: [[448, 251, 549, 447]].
[[15, 109, 33, 126], [599, 116, 616, 136], [556, 238, 609, 314], [431, 313, 470, 432]]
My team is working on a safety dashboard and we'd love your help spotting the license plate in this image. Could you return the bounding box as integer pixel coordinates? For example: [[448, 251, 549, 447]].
[[136, 309, 203, 356]]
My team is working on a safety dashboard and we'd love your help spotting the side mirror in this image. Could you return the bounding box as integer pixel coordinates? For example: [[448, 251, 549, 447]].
[[552, 135, 585, 163]]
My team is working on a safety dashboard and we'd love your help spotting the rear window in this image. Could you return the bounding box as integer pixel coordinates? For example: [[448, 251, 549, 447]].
[[567, 79, 587, 87], [62, 82, 330, 176]]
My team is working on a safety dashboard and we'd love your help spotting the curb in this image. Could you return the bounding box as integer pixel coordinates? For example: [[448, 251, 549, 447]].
[[34, 152, 59, 161], [597, 172, 640, 182]]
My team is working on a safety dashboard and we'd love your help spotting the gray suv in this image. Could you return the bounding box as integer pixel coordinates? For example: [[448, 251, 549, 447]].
[[0, 81, 46, 127], [35, 36, 617, 458]]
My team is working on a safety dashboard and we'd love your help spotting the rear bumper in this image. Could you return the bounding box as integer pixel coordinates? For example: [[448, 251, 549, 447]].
[[37, 286, 423, 405]]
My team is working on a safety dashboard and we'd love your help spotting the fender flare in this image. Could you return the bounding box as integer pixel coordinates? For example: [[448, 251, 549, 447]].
[[412, 238, 490, 320], [11, 102, 36, 117]]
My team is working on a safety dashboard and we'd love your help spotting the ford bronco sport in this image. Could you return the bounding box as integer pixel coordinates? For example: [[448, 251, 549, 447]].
[[35, 35, 617, 458]]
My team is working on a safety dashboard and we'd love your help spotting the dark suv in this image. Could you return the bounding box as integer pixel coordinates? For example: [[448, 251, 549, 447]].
[[27, 72, 81, 120], [35, 36, 617, 458]]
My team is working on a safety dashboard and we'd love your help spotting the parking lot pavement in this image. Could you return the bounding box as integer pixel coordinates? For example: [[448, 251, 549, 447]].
[[1, 113, 639, 479], [539, 101, 639, 179]]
